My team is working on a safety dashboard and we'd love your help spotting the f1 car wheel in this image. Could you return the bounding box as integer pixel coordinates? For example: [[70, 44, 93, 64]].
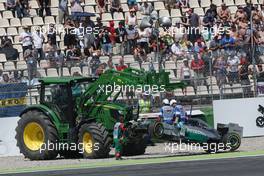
[[153, 122, 164, 138], [223, 132, 241, 152]]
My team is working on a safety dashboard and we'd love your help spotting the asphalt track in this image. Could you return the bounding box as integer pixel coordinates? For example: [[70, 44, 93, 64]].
[[4, 155, 264, 176]]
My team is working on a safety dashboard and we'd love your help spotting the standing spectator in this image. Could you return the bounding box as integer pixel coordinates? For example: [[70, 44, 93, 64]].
[[32, 27, 45, 62], [37, 0, 51, 17], [171, 38, 184, 62], [109, 0, 123, 18], [140, 1, 153, 15], [16, 0, 30, 18], [108, 21, 116, 44], [125, 25, 137, 54], [227, 53, 240, 86], [19, 26, 32, 54], [127, 0, 137, 9], [55, 48, 65, 68], [70, 0, 83, 20], [194, 38, 206, 53], [115, 22, 127, 56], [125, 8, 137, 27], [191, 54, 206, 93], [214, 56, 227, 89], [99, 27, 113, 56], [64, 28, 77, 49], [137, 26, 151, 53], [187, 8, 201, 44], [44, 39, 57, 60], [134, 43, 147, 68], [47, 24, 57, 47], [5, 0, 16, 17], [96, 0, 107, 19], [89, 51, 101, 76], [0, 40, 19, 61], [239, 57, 251, 97], [94, 17, 103, 50], [116, 57, 128, 71], [24, 49, 37, 81], [58, 0, 69, 24], [180, 59, 192, 95]]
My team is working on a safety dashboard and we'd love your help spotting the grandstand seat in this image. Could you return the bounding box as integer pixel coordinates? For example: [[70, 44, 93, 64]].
[[186, 86, 196, 95], [194, 8, 205, 16], [16, 60, 27, 70], [21, 18, 33, 26], [189, 0, 200, 8], [44, 16, 55, 24], [231, 84, 243, 94], [211, 85, 220, 94], [212, 0, 223, 6], [159, 9, 170, 17], [71, 67, 82, 75], [84, 6, 95, 13], [47, 68, 58, 77], [174, 89, 184, 96], [0, 28, 6, 36], [229, 6, 238, 14], [33, 17, 44, 26], [29, 0, 39, 9], [51, 8, 59, 16], [50, 0, 59, 7], [224, 0, 235, 6], [0, 19, 10, 28], [197, 86, 209, 95], [235, 0, 246, 5], [113, 12, 124, 21], [101, 13, 113, 21], [0, 2, 5, 11], [200, 0, 211, 7], [165, 61, 177, 70], [0, 53, 7, 63], [130, 63, 140, 69], [29, 9, 38, 16], [82, 66, 90, 76], [154, 2, 165, 10], [13, 45, 23, 53], [58, 67, 70, 77], [85, 0, 96, 5], [40, 60, 49, 68], [121, 4, 129, 12], [3, 11, 14, 19], [7, 27, 18, 36], [141, 63, 150, 71], [100, 56, 109, 63], [10, 18, 22, 27], [123, 55, 135, 64], [4, 61, 15, 71], [170, 9, 182, 18], [37, 68, 47, 77], [0, 64, 3, 70]]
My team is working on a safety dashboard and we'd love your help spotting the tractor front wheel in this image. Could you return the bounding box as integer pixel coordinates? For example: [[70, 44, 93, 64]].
[[15, 110, 59, 160], [78, 123, 111, 159]]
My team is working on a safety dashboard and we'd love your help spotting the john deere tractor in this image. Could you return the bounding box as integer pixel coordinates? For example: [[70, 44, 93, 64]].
[[16, 68, 185, 160]]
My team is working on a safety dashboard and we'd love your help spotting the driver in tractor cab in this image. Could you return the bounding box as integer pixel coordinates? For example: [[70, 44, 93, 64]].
[[160, 99, 175, 125], [113, 116, 127, 160]]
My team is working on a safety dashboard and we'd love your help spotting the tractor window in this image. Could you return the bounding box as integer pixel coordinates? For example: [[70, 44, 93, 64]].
[[44, 84, 69, 106]]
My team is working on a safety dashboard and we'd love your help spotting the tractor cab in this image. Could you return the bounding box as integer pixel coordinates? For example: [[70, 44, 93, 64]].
[[38, 77, 97, 126]]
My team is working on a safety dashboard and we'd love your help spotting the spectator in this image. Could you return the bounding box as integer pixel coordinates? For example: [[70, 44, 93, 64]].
[[115, 21, 127, 56], [55, 48, 65, 67], [171, 38, 184, 62], [214, 56, 227, 88], [127, 0, 137, 9], [227, 52, 240, 86], [0, 69, 3, 82], [137, 26, 151, 53], [47, 24, 57, 47], [19, 26, 32, 54], [234, 6, 247, 25], [99, 27, 113, 56], [244, 0, 253, 21], [1, 73, 10, 83], [66, 45, 81, 62], [37, 0, 51, 17], [70, 0, 84, 21], [140, 1, 153, 15], [191, 54, 206, 93], [187, 8, 201, 43], [107, 58, 115, 70], [5, 0, 16, 17], [64, 28, 77, 49], [109, 0, 123, 18], [116, 57, 128, 71], [125, 25, 137, 54], [16, 0, 30, 18], [89, 51, 101, 76], [239, 57, 251, 96], [126, 8, 137, 27], [83, 31, 95, 57], [108, 21, 116, 44], [134, 43, 147, 68], [94, 17, 103, 50], [58, 0, 69, 24], [218, 3, 231, 22], [0, 40, 19, 61], [95, 63, 106, 76], [32, 27, 45, 62], [85, 16, 95, 28], [24, 49, 37, 81], [96, 0, 107, 19], [180, 59, 191, 95], [194, 38, 206, 53], [220, 33, 235, 53]]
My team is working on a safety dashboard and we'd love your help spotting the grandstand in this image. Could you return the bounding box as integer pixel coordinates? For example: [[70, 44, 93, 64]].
[[0, 0, 264, 103]]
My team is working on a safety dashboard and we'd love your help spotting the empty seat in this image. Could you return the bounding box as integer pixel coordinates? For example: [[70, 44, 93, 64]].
[[82, 66, 90, 76], [197, 86, 209, 95], [170, 9, 182, 18], [165, 61, 176, 70], [40, 60, 49, 68], [101, 13, 113, 21], [0, 19, 9, 28], [123, 55, 134, 64], [7, 27, 18, 36], [37, 68, 47, 77], [159, 9, 170, 17], [21, 18, 33, 26], [154, 2, 165, 10], [212, 0, 223, 6], [235, 0, 246, 5], [100, 56, 109, 63], [13, 45, 23, 53], [58, 67, 70, 76], [130, 63, 140, 69], [0, 2, 5, 11], [50, 0, 59, 7], [113, 12, 124, 21], [29, 9, 38, 16], [47, 68, 58, 77], [10, 18, 22, 27], [200, 0, 211, 7], [224, 0, 235, 6], [71, 67, 82, 75], [0, 28, 6, 36], [17, 60, 27, 70], [84, 6, 95, 13], [2, 11, 14, 19], [51, 8, 59, 16], [0, 53, 7, 63], [189, 0, 200, 8], [33, 17, 44, 26], [4, 61, 16, 71], [194, 8, 205, 16], [186, 86, 195, 95], [29, 0, 39, 9], [44, 16, 55, 24], [121, 4, 129, 12], [85, 0, 96, 5]]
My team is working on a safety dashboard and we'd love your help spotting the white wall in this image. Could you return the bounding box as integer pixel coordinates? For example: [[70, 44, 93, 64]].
[[213, 97, 264, 137], [0, 117, 21, 157]]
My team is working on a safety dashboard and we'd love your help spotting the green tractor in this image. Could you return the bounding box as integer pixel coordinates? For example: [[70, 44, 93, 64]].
[[16, 68, 185, 160]]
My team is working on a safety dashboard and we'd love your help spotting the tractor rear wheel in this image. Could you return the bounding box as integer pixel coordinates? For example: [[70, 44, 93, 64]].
[[122, 134, 148, 156], [15, 110, 59, 160], [78, 123, 111, 159]]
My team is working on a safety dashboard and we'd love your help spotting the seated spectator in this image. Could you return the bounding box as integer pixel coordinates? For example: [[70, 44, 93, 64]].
[[220, 33, 235, 53], [108, 21, 116, 44], [107, 58, 115, 70], [140, 1, 153, 15], [187, 8, 201, 44], [0, 40, 19, 61], [55, 48, 65, 67], [109, 0, 123, 18], [37, 0, 51, 17], [95, 63, 106, 76], [126, 8, 137, 27], [127, 0, 137, 9], [116, 57, 128, 71], [47, 24, 57, 47], [239, 57, 251, 97], [99, 27, 113, 56], [194, 38, 206, 53], [252, 5, 263, 25], [64, 28, 77, 49], [44, 39, 57, 59], [32, 27, 45, 62], [58, 0, 69, 24], [70, 0, 84, 21], [1, 73, 10, 84], [96, 0, 107, 18], [19, 26, 32, 54], [5, 0, 16, 17], [115, 21, 127, 56], [0, 69, 3, 82], [16, 0, 30, 18], [171, 38, 184, 62], [234, 6, 247, 25], [66, 45, 81, 61], [218, 3, 231, 22], [125, 25, 137, 54], [164, 0, 177, 10]]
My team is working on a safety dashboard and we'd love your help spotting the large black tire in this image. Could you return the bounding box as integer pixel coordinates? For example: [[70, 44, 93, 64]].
[[15, 110, 59, 160], [59, 149, 83, 159], [78, 123, 111, 159], [122, 134, 148, 156], [223, 132, 241, 151]]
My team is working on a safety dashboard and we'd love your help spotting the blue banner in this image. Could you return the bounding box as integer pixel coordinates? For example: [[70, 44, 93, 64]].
[[0, 83, 28, 117]]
